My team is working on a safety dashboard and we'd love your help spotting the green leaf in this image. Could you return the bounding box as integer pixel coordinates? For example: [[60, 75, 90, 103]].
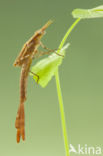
[[30, 43, 70, 88], [72, 5, 103, 19]]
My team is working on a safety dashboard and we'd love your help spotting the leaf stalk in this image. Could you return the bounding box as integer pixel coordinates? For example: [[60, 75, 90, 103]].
[[55, 18, 81, 156]]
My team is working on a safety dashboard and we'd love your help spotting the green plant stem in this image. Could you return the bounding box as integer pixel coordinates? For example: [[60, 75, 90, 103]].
[[57, 18, 81, 53], [55, 70, 69, 156], [58, 18, 81, 53], [55, 18, 81, 156]]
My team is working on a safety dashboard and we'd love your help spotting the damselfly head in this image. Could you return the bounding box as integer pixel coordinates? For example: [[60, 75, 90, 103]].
[[41, 20, 53, 31], [34, 20, 53, 40]]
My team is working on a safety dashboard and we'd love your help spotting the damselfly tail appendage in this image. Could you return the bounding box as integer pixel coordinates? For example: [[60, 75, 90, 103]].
[[15, 103, 25, 143]]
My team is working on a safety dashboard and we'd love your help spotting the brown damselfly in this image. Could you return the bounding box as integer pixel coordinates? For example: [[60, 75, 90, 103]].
[[13, 20, 56, 143]]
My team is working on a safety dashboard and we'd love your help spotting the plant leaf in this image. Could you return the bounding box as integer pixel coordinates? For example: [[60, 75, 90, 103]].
[[30, 43, 70, 88], [72, 5, 103, 19]]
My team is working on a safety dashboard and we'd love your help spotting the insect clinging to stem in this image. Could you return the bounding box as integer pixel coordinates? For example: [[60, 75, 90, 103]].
[[13, 20, 55, 143]]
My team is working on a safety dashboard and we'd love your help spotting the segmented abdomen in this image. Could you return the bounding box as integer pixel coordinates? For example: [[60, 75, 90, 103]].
[[20, 58, 32, 104]]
